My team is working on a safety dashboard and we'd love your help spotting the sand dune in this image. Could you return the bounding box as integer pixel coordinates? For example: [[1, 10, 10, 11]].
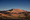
[[6, 9, 28, 13]]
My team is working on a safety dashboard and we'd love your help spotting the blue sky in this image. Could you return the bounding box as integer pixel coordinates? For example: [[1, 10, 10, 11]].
[[0, 0, 30, 11]]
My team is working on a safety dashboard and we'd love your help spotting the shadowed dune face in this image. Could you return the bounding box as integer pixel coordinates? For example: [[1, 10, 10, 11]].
[[0, 11, 6, 13], [9, 9, 13, 11]]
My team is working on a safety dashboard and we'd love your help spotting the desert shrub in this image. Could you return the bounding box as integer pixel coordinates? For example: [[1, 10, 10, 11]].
[[18, 15, 20, 18], [24, 14, 28, 19], [8, 14, 11, 16], [2, 16, 7, 18], [0, 17, 2, 19], [19, 13, 21, 14], [0, 14, 2, 16], [24, 14, 28, 16]]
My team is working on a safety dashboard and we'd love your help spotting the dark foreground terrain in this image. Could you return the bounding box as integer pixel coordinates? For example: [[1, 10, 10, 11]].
[[0, 12, 30, 20]]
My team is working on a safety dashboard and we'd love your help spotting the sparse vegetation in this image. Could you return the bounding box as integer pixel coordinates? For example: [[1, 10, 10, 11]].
[[0, 11, 30, 19]]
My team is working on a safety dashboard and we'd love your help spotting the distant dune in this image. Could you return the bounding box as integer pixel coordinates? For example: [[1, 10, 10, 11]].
[[0, 8, 28, 14], [6, 9, 28, 13]]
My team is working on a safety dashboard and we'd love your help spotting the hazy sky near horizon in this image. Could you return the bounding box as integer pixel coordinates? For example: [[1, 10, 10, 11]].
[[0, 0, 30, 11]]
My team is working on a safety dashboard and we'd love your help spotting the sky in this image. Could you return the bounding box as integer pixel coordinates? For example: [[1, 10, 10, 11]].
[[0, 0, 30, 11]]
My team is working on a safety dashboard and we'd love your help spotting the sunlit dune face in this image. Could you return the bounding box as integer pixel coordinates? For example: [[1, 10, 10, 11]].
[[6, 11, 10, 12], [13, 9, 27, 12], [11, 14, 19, 16], [2, 14, 8, 16], [11, 9, 16, 13], [11, 9, 19, 13]]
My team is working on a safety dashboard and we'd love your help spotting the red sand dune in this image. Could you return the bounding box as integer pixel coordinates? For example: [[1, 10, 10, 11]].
[[6, 9, 28, 13]]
